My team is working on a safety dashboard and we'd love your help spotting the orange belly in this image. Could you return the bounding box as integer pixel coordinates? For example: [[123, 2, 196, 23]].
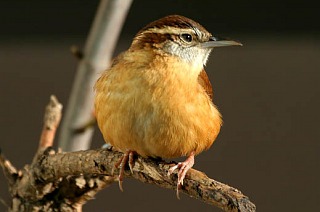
[[94, 53, 222, 158], [95, 80, 221, 158]]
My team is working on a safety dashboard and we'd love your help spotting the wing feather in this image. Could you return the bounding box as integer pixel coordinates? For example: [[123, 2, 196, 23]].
[[198, 69, 213, 100]]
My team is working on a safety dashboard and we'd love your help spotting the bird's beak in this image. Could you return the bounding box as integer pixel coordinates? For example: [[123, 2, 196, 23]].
[[201, 36, 242, 48]]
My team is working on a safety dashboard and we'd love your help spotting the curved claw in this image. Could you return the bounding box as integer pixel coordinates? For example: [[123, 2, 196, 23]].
[[114, 150, 136, 191], [167, 152, 195, 199]]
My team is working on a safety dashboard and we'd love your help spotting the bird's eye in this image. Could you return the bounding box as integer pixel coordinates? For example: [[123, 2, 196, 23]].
[[180, 33, 193, 43]]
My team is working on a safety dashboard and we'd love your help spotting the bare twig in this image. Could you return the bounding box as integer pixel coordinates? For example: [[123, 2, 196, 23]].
[[58, 0, 133, 151], [38, 95, 62, 152], [0, 151, 18, 187], [1, 96, 117, 211], [70, 45, 84, 60], [0, 198, 9, 210], [2, 95, 255, 211], [33, 148, 256, 212]]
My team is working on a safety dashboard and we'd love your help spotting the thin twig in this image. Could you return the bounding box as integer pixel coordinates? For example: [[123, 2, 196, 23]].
[[0, 151, 17, 186], [0, 198, 9, 210], [58, 0, 133, 151], [38, 95, 62, 152], [70, 45, 84, 60], [1, 96, 117, 211]]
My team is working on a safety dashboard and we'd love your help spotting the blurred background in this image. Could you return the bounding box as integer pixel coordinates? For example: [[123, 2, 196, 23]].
[[1, 0, 319, 211]]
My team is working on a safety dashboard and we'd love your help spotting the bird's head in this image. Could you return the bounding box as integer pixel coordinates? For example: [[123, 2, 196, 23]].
[[130, 15, 242, 67]]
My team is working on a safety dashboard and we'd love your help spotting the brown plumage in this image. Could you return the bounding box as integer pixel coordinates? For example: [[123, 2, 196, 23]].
[[94, 15, 241, 195], [198, 69, 213, 100]]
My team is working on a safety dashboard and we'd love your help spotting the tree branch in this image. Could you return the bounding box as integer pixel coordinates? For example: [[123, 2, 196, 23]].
[[38, 95, 62, 152], [58, 0, 133, 152], [0, 150, 18, 187], [1, 96, 116, 211], [1, 95, 256, 211], [32, 148, 255, 211]]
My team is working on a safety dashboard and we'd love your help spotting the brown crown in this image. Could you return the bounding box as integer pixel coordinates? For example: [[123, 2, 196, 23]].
[[131, 15, 211, 50], [139, 15, 209, 34]]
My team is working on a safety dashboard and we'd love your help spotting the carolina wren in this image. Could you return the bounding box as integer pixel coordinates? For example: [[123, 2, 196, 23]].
[[94, 15, 241, 195]]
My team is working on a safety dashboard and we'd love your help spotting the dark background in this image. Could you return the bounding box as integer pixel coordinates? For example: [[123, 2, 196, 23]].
[[1, 1, 319, 211]]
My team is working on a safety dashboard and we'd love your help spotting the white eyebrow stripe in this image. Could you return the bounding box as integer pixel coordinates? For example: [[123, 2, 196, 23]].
[[192, 27, 202, 39]]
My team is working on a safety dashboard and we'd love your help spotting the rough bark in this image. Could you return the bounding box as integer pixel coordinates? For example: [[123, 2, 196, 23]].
[[1, 147, 255, 212], [0, 96, 256, 211]]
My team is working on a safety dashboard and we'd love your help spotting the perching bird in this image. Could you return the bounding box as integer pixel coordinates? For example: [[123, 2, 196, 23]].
[[94, 15, 241, 195]]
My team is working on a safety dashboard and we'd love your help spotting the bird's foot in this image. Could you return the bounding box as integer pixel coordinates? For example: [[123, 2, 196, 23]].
[[114, 150, 135, 191], [167, 152, 195, 199]]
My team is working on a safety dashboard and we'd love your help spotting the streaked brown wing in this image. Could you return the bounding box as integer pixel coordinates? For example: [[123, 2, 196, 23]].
[[198, 69, 213, 100]]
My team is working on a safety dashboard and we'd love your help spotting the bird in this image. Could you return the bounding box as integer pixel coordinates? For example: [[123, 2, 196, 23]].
[[94, 15, 241, 196]]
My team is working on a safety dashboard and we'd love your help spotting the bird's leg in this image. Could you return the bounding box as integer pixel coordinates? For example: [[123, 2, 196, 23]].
[[114, 150, 135, 191], [168, 151, 195, 198], [128, 151, 135, 173]]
